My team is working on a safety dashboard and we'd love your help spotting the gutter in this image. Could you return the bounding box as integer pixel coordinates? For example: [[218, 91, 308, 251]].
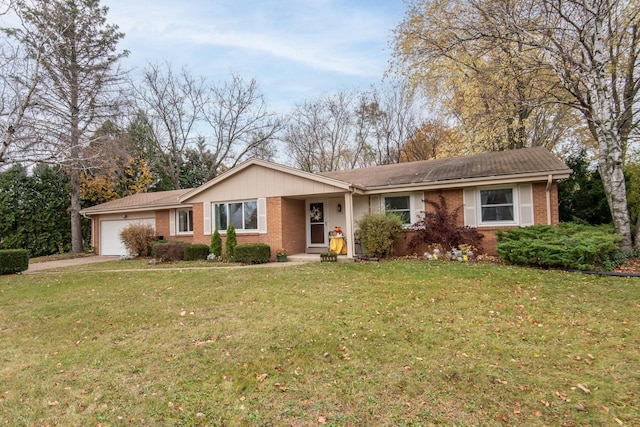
[[358, 170, 571, 194]]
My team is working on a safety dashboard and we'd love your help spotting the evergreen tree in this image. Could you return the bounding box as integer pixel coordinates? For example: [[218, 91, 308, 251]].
[[0, 164, 72, 256], [225, 225, 237, 261], [558, 151, 612, 225], [210, 228, 222, 257]]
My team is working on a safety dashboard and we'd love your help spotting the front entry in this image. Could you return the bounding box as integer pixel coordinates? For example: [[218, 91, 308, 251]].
[[307, 201, 327, 248]]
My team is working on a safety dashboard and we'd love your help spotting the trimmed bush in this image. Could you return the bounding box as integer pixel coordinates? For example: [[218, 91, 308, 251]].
[[152, 242, 186, 262], [233, 243, 271, 264], [357, 212, 404, 258], [210, 228, 222, 257], [119, 223, 156, 257], [0, 249, 29, 274], [225, 225, 237, 260], [496, 223, 622, 271], [184, 244, 210, 261]]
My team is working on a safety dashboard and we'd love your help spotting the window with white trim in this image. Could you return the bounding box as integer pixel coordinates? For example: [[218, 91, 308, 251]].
[[479, 188, 515, 224], [177, 208, 193, 234], [384, 195, 411, 225], [215, 200, 258, 231]]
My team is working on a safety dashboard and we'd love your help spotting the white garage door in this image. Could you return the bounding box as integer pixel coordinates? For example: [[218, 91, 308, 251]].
[[101, 219, 155, 256]]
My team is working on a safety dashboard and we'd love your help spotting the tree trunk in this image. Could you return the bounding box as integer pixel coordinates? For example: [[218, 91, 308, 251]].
[[69, 167, 84, 253], [587, 11, 633, 252]]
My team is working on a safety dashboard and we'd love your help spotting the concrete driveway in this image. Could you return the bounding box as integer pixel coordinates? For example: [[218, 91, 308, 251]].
[[26, 256, 118, 273]]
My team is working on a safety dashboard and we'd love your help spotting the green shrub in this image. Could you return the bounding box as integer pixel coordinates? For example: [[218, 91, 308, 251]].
[[225, 225, 237, 260], [119, 223, 156, 257], [210, 228, 222, 257], [152, 242, 186, 262], [357, 212, 404, 258], [233, 243, 271, 264], [0, 249, 29, 274], [184, 244, 210, 261], [496, 223, 622, 271]]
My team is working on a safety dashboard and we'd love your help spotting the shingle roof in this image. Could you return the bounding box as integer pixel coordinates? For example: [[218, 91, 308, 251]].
[[81, 188, 193, 214], [320, 147, 570, 189]]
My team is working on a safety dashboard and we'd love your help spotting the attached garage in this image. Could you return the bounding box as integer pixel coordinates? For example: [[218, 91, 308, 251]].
[[100, 218, 155, 256]]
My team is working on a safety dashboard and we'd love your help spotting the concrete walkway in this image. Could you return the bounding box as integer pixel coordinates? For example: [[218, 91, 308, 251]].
[[25, 256, 119, 273], [23, 253, 352, 274]]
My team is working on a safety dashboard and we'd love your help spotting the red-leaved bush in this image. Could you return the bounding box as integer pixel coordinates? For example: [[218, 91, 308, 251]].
[[407, 194, 484, 253]]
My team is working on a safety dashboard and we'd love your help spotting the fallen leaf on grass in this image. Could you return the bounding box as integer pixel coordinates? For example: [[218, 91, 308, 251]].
[[255, 373, 268, 383], [318, 416, 326, 424], [576, 384, 591, 394], [48, 400, 59, 407]]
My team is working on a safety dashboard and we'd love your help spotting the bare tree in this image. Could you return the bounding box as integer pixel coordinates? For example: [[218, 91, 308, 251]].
[[203, 74, 282, 171], [134, 62, 207, 190], [0, 30, 41, 165], [10, 0, 128, 252], [135, 68, 282, 188], [283, 91, 355, 172], [283, 85, 425, 172]]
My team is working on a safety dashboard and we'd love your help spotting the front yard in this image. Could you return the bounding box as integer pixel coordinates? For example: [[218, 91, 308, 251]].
[[0, 261, 638, 426]]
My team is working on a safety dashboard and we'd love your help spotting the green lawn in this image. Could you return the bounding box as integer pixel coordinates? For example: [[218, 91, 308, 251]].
[[0, 261, 638, 426]]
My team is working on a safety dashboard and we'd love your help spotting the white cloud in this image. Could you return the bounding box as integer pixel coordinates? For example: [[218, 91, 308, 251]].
[[104, 0, 404, 108]]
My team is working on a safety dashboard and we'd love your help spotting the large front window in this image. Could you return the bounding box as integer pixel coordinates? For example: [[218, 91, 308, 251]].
[[177, 208, 193, 233], [215, 200, 258, 231], [385, 195, 411, 224], [480, 188, 514, 222]]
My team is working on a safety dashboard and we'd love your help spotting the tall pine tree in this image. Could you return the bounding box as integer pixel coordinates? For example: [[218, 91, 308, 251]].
[[15, 0, 128, 252]]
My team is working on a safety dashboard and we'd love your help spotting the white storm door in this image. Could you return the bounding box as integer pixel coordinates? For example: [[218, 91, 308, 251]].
[[307, 201, 327, 247]]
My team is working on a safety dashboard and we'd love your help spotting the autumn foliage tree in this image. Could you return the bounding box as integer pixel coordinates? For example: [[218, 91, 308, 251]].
[[80, 121, 153, 206], [400, 120, 461, 162], [393, 0, 640, 251]]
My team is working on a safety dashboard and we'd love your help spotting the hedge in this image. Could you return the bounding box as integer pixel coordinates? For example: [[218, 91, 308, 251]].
[[184, 244, 210, 261], [0, 249, 29, 274], [152, 242, 186, 262], [496, 223, 622, 271], [233, 243, 271, 264]]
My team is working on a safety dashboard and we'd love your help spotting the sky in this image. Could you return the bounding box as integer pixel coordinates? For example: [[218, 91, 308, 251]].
[[104, 0, 407, 113]]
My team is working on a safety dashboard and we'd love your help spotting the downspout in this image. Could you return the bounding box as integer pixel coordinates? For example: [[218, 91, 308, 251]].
[[546, 174, 552, 225]]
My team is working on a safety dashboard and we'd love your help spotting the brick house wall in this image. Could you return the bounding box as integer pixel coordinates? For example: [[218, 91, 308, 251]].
[[395, 183, 561, 256], [155, 209, 194, 244], [190, 197, 304, 261]]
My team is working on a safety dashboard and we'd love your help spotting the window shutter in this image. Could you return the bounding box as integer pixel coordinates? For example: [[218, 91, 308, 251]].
[[411, 192, 424, 224], [370, 196, 381, 213], [169, 209, 176, 236], [518, 184, 534, 226], [203, 203, 211, 235], [257, 198, 267, 233], [463, 188, 477, 227]]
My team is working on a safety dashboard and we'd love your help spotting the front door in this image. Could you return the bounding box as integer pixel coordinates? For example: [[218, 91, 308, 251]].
[[307, 201, 327, 247]]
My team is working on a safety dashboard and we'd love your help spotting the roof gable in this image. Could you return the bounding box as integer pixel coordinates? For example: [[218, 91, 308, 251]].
[[180, 158, 351, 202]]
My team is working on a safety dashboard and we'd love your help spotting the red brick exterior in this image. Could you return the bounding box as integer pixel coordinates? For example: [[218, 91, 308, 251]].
[[395, 183, 561, 256], [188, 197, 306, 261], [92, 181, 562, 259]]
